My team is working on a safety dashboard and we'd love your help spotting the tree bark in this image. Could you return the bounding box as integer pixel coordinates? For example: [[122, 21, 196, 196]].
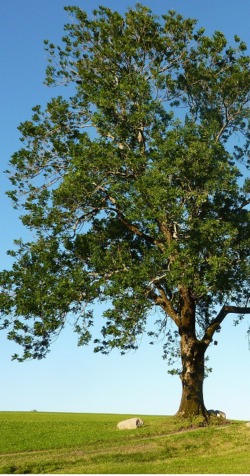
[[176, 286, 207, 418], [176, 335, 207, 417]]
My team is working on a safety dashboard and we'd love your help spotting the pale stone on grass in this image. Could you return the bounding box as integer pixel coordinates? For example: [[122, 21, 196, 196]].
[[117, 417, 144, 430], [208, 409, 226, 418]]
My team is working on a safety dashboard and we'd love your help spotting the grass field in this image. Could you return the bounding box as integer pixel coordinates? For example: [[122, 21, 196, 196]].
[[0, 412, 249, 474]]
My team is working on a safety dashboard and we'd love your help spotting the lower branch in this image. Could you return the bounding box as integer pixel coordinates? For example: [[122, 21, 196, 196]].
[[202, 305, 250, 347]]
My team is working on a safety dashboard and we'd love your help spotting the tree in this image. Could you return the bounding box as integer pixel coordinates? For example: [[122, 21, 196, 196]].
[[1, 4, 250, 418]]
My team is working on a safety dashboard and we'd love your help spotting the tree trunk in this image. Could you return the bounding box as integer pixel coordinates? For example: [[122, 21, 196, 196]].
[[176, 334, 207, 417]]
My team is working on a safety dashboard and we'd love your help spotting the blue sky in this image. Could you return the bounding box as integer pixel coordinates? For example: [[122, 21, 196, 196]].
[[0, 0, 250, 420]]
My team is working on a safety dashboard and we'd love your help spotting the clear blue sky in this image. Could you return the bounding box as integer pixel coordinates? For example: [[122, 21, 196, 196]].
[[0, 0, 249, 420]]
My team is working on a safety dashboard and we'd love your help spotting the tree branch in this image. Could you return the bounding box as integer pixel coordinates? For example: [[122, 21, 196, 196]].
[[201, 305, 250, 347], [93, 184, 165, 252], [146, 285, 180, 327]]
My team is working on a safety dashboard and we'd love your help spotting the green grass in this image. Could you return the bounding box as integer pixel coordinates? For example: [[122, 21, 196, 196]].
[[0, 412, 249, 473]]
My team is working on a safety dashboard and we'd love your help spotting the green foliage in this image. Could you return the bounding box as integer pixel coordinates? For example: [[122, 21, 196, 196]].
[[0, 4, 249, 366]]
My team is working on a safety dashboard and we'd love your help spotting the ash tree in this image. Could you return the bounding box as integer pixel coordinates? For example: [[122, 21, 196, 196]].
[[1, 4, 250, 418]]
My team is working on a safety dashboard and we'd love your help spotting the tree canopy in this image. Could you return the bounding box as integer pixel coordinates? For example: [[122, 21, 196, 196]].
[[0, 4, 250, 415]]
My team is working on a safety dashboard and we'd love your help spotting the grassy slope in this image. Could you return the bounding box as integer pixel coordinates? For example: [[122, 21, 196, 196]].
[[0, 412, 249, 474]]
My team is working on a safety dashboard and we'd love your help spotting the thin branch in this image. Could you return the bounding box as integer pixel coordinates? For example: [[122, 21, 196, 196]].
[[148, 274, 168, 287], [238, 198, 250, 209], [146, 286, 180, 327], [216, 120, 230, 142]]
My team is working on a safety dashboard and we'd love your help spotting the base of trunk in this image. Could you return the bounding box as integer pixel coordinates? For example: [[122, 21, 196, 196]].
[[176, 383, 207, 417]]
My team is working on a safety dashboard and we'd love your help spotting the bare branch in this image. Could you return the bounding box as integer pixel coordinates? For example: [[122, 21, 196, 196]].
[[201, 305, 250, 347]]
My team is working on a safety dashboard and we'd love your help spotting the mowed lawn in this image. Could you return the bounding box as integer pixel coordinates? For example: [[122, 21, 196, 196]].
[[0, 412, 249, 474]]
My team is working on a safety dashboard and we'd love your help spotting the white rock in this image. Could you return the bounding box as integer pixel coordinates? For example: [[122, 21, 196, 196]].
[[117, 417, 144, 430], [216, 411, 226, 419], [208, 409, 226, 419], [208, 409, 217, 417]]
